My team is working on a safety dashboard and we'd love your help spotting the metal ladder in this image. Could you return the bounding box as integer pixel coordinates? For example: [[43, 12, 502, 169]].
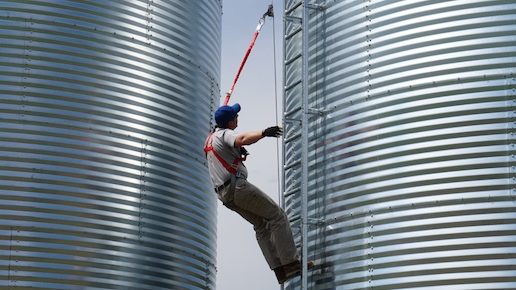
[[282, 1, 310, 289], [283, 1, 328, 288]]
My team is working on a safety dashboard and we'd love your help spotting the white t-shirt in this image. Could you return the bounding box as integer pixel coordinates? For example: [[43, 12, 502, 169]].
[[206, 128, 248, 187]]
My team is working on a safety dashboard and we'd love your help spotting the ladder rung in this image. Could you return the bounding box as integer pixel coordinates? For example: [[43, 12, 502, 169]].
[[285, 52, 302, 65], [284, 118, 301, 124], [284, 186, 300, 197], [285, 15, 302, 24], [307, 3, 326, 10], [285, 1, 302, 15], [285, 27, 302, 40], [284, 131, 301, 143], [288, 215, 326, 226], [284, 106, 301, 117], [290, 215, 301, 224], [285, 79, 302, 91], [284, 159, 301, 171]]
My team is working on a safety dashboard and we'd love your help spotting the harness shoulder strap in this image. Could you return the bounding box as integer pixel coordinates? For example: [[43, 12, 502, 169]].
[[204, 131, 241, 175], [203, 133, 214, 155]]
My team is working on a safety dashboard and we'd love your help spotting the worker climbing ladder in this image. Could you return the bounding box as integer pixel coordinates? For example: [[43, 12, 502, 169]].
[[221, 1, 321, 287]]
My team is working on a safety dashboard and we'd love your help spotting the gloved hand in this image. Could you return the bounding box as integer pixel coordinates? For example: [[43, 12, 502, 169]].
[[262, 126, 283, 138]]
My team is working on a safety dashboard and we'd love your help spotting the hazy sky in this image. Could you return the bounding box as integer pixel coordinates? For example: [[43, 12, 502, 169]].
[[218, 0, 285, 289]]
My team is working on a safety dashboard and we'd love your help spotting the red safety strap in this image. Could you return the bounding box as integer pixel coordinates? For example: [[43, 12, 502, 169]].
[[223, 5, 273, 106], [204, 133, 244, 175], [223, 29, 260, 106]]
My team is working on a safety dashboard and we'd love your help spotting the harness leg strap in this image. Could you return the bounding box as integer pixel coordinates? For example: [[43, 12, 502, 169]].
[[224, 175, 237, 206]]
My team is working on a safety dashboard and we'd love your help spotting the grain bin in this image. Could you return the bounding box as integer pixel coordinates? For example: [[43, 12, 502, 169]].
[[283, 1, 516, 289], [0, 1, 221, 289]]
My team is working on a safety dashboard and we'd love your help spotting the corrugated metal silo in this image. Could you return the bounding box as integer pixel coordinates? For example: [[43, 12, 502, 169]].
[[283, 1, 516, 289], [0, 1, 221, 289]]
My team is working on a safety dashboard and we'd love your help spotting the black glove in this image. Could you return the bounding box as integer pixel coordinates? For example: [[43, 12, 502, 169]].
[[262, 126, 283, 138]]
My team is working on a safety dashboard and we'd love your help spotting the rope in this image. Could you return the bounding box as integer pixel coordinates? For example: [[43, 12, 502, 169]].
[[271, 5, 286, 290]]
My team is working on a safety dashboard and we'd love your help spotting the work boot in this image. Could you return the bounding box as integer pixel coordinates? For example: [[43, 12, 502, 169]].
[[273, 267, 287, 284], [274, 263, 299, 284], [274, 260, 315, 284]]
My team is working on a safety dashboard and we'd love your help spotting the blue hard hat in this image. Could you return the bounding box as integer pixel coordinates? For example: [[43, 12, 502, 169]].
[[215, 103, 241, 128]]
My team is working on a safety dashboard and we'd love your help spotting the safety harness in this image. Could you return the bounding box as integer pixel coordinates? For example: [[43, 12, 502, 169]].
[[203, 130, 246, 176]]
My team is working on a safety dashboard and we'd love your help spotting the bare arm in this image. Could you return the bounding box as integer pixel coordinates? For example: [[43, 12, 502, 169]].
[[234, 126, 283, 148], [234, 130, 263, 148]]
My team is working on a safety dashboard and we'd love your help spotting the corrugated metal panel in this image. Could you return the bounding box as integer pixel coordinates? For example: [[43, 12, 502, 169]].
[[283, 0, 516, 289], [0, 1, 220, 289]]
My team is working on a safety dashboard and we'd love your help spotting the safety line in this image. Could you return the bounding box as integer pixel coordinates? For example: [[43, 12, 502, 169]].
[[223, 5, 273, 106]]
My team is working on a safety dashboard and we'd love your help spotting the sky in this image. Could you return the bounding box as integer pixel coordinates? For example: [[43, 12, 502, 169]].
[[217, 0, 285, 289]]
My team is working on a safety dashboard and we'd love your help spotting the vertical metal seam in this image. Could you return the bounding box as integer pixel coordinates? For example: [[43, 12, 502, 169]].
[[8, 226, 13, 287]]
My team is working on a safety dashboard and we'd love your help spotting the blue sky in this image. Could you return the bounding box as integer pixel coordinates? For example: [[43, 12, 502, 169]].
[[218, 0, 285, 289]]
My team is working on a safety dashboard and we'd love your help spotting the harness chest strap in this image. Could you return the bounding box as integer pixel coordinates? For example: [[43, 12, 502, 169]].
[[204, 133, 244, 175]]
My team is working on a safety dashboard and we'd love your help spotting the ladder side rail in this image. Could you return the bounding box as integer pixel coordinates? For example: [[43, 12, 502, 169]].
[[301, 0, 309, 289]]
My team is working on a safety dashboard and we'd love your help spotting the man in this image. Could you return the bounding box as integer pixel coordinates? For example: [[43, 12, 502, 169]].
[[204, 103, 306, 284]]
